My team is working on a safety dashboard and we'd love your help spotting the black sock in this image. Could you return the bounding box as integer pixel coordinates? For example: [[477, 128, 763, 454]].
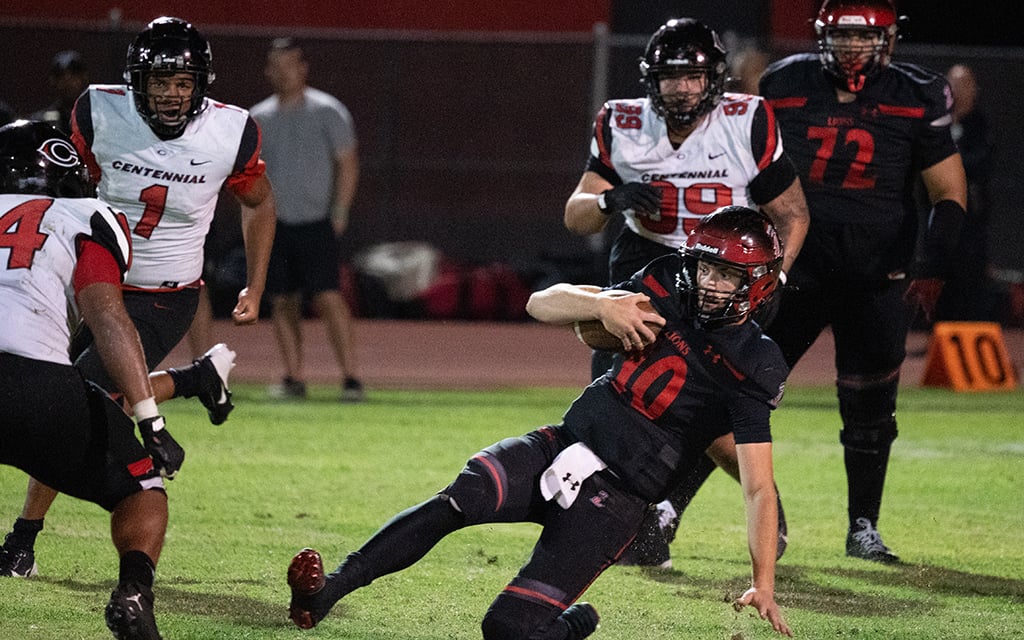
[[167, 363, 201, 399], [6, 518, 44, 550], [119, 550, 156, 589], [322, 495, 464, 603], [845, 447, 891, 527]]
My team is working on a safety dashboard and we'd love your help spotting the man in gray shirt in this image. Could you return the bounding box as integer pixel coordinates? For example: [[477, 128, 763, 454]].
[[251, 38, 364, 401]]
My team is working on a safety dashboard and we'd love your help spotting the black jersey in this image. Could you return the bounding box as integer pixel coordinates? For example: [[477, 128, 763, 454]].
[[760, 54, 959, 283], [561, 254, 788, 501]]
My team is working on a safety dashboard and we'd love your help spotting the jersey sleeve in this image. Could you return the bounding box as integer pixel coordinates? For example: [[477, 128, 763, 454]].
[[70, 90, 101, 185], [727, 392, 773, 444], [85, 204, 132, 274], [913, 72, 960, 170], [747, 100, 797, 205], [225, 116, 268, 197], [72, 237, 124, 297], [584, 103, 622, 185]]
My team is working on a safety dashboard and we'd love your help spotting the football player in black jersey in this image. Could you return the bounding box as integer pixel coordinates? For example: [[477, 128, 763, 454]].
[[646, 0, 967, 565], [286, 206, 793, 639]]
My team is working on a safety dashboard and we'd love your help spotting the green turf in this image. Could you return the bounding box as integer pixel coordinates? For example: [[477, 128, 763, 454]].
[[1, 385, 1021, 639]]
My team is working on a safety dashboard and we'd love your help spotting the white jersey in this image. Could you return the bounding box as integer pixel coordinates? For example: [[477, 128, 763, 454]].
[[72, 85, 263, 289], [0, 194, 130, 365], [588, 93, 787, 248]]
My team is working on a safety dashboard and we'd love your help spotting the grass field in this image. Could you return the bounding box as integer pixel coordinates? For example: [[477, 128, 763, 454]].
[[1, 384, 1022, 639]]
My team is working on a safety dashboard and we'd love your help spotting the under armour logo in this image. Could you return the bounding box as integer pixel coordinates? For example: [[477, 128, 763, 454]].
[[561, 472, 581, 492]]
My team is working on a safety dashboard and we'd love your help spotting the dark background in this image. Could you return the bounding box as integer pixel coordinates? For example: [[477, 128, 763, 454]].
[[1, 1, 1020, 321]]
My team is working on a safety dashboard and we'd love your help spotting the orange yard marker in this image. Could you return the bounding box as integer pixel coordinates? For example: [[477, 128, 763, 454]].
[[921, 322, 1019, 391]]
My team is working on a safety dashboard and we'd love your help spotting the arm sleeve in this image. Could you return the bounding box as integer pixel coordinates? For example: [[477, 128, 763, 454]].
[[72, 238, 124, 300], [225, 117, 268, 197], [583, 104, 622, 186]]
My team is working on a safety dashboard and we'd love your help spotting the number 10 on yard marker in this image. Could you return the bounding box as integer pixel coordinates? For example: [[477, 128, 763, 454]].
[[921, 322, 1019, 391]]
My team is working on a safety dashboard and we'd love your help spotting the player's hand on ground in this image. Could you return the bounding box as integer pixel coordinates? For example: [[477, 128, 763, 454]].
[[601, 182, 661, 216], [734, 587, 793, 636], [138, 416, 185, 480]]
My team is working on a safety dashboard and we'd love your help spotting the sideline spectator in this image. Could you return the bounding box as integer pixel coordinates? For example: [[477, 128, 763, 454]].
[[251, 38, 365, 402]]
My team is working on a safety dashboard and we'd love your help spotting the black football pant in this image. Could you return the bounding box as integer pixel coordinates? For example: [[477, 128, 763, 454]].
[[321, 427, 647, 639]]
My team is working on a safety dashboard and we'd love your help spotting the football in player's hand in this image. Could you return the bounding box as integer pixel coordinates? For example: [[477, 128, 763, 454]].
[[573, 300, 661, 352]]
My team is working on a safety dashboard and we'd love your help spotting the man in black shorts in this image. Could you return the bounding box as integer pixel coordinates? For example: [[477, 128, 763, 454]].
[[286, 206, 794, 639]]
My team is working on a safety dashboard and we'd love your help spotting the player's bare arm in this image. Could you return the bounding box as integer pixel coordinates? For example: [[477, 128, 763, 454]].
[[234, 173, 277, 324], [564, 171, 614, 236], [527, 285, 664, 347], [759, 177, 810, 275], [77, 281, 155, 408], [734, 441, 792, 636], [921, 153, 967, 208]]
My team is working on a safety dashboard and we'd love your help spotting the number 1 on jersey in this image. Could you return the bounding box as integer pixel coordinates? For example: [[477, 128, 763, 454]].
[[133, 184, 168, 239]]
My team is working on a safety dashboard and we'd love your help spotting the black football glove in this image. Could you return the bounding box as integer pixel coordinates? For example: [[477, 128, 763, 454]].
[[138, 416, 185, 480], [600, 182, 662, 217]]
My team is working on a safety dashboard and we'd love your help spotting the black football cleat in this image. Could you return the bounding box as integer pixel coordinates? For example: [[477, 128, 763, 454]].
[[105, 581, 162, 640], [561, 602, 600, 639], [0, 535, 37, 578], [196, 343, 235, 425], [846, 517, 900, 564], [288, 548, 331, 629]]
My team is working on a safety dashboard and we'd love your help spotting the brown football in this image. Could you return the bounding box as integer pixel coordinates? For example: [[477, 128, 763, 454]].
[[572, 299, 662, 352]]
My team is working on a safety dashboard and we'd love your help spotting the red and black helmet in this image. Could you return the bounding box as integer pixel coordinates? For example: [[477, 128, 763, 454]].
[[678, 206, 783, 327], [0, 119, 94, 198], [124, 16, 215, 137], [639, 18, 728, 128], [814, 0, 899, 93]]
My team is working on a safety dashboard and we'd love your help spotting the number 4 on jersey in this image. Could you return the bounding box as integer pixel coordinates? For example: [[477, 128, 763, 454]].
[[0, 200, 51, 269]]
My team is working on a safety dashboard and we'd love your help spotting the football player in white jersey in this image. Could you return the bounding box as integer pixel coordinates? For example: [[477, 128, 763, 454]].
[[0, 119, 184, 639], [564, 18, 810, 567], [0, 17, 277, 582]]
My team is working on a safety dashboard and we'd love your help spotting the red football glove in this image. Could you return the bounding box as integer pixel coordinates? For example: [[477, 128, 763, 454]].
[[904, 278, 944, 322]]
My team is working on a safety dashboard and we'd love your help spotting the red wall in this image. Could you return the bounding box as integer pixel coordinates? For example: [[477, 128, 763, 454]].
[[0, 0, 609, 31]]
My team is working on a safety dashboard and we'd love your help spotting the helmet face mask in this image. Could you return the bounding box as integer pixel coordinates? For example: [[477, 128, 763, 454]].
[[677, 206, 783, 329], [814, 0, 898, 92], [124, 16, 215, 138], [640, 18, 728, 129], [0, 120, 94, 198]]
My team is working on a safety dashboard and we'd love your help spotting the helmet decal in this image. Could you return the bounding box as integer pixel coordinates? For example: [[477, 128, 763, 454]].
[[37, 138, 80, 168]]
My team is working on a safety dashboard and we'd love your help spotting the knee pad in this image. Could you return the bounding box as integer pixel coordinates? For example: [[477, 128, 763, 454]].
[[481, 593, 556, 640], [442, 457, 502, 525], [837, 374, 899, 454]]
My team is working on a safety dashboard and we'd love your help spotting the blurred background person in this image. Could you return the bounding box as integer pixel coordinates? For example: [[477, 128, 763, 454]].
[[252, 38, 364, 402], [935, 63, 998, 321], [727, 45, 770, 94], [30, 50, 90, 134]]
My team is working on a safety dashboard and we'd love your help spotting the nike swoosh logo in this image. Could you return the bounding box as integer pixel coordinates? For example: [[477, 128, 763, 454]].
[[190, 159, 211, 166], [708, 152, 726, 160]]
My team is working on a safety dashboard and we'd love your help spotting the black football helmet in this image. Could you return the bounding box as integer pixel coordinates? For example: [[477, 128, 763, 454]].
[[639, 18, 728, 128], [0, 120, 94, 198], [814, 0, 899, 93], [677, 206, 783, 328], [124, 16, 215, 137]]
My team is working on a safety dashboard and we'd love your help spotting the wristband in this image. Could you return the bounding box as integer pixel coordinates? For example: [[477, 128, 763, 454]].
[[778, 270, 787, 286], [133, 398, 159, 422], [596, 192, 610, 215]]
